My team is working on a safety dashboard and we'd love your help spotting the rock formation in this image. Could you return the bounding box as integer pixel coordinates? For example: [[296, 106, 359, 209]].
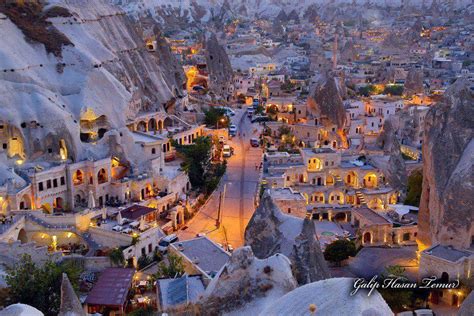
[[307, 75, 347, 129], [458, 290, 474, 316], [371, 119, 408, 193], [204, 33, 234, 100], [200, 246, 297, 315], [245, 193, 330, 285], [404, 68, 424, 96], [59, 273, 86, 316], [417, 79, 474, 250], [0, 0, 184, 167], [260, 278, 393, 316]]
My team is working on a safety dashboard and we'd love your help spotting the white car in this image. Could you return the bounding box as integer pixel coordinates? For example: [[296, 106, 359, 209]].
[[158, 234, 179, 252], [229, 124, 237, 134], [112, 225, 123, 232], [223, 145, 232, 157]]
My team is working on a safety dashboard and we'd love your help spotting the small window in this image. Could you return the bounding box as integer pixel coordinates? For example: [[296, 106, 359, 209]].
[[151, 148, 156, 154], [2, 143, 6, 149], [47, 180, 52, 189], [287, 208, 291, 214], [39, 182, 44, 191], [141, 248, 146, 255], [53, 179, 58, 188], [60, 177, 65, 186]]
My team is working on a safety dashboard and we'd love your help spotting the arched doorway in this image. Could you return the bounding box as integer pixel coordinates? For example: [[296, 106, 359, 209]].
[[54, 197, 64, 210], [390, 193, 398, 204], [345, 171, 358, 187], [73, 169, 84, 185], [363, 232, 372, 244], [137, 121, 147, 132], [97, 168, 108, 184], [326, 175, 335, 186], [368, 198, 384, 210], [19, 194, 31, 210], [363, 173, 378, 189], [148, 118, 157, 131], [18, 229, 27, 244]]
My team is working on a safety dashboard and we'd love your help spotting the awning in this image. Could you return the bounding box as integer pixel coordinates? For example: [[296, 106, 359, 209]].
[[389, 204, 419, 217]]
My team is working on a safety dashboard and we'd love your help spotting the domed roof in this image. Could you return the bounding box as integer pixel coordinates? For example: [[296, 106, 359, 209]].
[[1, 303, 44, 316]]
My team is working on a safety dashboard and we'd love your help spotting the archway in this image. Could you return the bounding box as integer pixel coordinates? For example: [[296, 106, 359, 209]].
[[73, 169, 84, 185], [18, 228, 27, 244], [19, 194, 31, 210], [329, 191, 344, 205], [368, 198, 384, 210], [363, 232, 372, 244], [334, 212, 347, 222], [54, 197, 64, 210], [97, 168, 108, 184], [326, 175, 335, 186], [158, 120, 163, 130], [363, 173, 378, 189], [148, 118, 157, 131], [41, 203, 51, 213], [137, 121, 147, 132], [312, 192, 325, 203], [345, 171, 359, 187]]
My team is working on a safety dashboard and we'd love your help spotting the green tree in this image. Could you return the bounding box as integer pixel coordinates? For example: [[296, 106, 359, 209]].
[[204, 107, 229, 128], [383, 84, 404, 96], [379, 264, 414, 312], [174, 136, 212, 189], [405, 170, 423, 207], [6, 254, 82, 316], [358, 84, 376, 97], [154, 253, 185, 279], [323, 239, 357, 266], [108, 247, 125, 267]]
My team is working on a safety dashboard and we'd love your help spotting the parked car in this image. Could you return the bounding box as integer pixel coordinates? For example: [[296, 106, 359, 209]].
[[251, 115, 270, 123], [247, 107, 254, 118], [223, 145, 232, 157], [229, 124, 237, 136], [112, 225, 123, 232], [250, 138, 260, 147], [158, 234, 179, 252]]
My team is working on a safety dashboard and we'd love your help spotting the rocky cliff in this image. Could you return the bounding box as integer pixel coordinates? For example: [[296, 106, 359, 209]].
[[0, 0, 184, 168], [404, 68, 424, 96], [417, 79, 474, 249], [245, 193, 330, 285], [204, 33, 234, 100], [200, 246, 297, 315], [307, 75, 347, 129], [371, 119, 408, 193]]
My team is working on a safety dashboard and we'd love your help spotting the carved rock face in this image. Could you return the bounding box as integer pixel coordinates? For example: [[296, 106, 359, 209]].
[[204, 33, 234, 99], [245, 193, 330, 285], [417, 79, 474, 249], [307, 75, 347, 129]]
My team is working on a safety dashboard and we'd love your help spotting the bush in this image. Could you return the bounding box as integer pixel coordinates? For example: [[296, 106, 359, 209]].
[[137, 254, 152, 270], [323, 240, 357, 266]]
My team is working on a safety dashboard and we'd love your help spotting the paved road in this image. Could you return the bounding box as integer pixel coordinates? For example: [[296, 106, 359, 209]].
[[178, 109, 263, 248]]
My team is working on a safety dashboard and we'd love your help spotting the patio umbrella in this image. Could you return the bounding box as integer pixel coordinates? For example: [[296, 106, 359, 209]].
[[88, 191, 96, 209], [139, 215, 146, 231], [117, 211, 123, 225]]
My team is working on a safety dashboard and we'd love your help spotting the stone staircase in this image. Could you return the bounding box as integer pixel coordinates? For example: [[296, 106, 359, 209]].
[[355, 190, 367, 206]]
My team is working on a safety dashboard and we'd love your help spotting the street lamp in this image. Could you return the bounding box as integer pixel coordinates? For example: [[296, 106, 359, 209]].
[[216, 117, 225, 129]]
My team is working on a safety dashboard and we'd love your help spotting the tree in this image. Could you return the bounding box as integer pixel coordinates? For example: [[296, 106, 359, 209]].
[[6, 254, 82, 316], [405, 170, 422, 207], [109, 248, 125, 267], [379, 264, 414, 312], [154, 253, 185, 279], [174, 136, 212, 189], [323, 239, 356, 266], [204, 107, 229, 128], [384, 265, 406, 277], [383, 84, 404, 96]]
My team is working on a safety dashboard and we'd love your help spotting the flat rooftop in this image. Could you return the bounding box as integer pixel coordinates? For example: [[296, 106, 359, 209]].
[[173, 237, 230, 276], [85, 268, 134, 307], [354, 207, 391, 225], [424, 245, 473, 262], [270, 188, 305, 201]]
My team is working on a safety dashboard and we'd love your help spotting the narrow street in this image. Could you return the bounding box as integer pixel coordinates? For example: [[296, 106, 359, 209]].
[[177, 109, 263, 248]]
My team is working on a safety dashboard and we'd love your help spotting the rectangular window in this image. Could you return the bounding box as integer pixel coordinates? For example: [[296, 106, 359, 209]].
[[39, 182, 44, 191], [141, 248, 146, 255], [148, 244, 152, 253], [60, 177, 65, 186], [53, 179, 58, 188], [47, 180, 52, 189]]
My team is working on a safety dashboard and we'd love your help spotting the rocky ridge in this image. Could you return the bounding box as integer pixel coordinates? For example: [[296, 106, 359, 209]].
[[245, 193, 330, 285]]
